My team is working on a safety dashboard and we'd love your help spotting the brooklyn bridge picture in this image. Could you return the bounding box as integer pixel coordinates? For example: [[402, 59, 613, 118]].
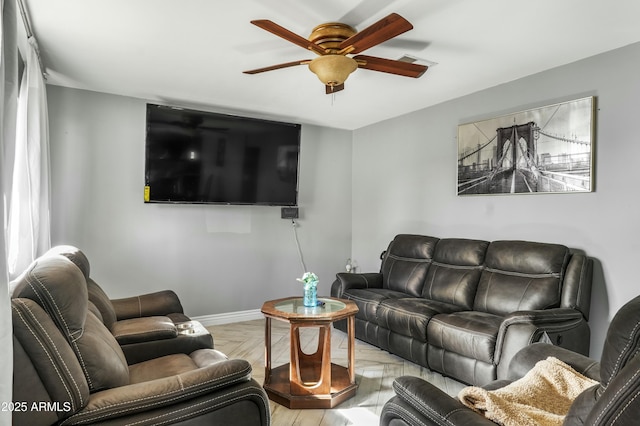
[[457, 97, 594, 195]]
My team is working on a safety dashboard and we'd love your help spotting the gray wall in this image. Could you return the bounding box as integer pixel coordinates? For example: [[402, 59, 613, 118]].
[[48, 41, 640, 359], [352, 42, 640, 358], [47, 87, 353, 316]]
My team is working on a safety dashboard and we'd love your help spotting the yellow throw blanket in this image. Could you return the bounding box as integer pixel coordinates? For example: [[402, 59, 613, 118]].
[[458, 357, 598, 426]]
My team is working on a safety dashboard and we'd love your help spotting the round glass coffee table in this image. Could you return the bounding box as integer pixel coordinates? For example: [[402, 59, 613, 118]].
[[261, 296, 359, 409]]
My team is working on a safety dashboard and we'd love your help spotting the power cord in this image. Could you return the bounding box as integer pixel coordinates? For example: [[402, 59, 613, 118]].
[[291, 219, 307, 274]]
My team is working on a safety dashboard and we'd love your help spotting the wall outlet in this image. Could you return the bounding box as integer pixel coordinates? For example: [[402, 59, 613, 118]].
[[281, 207, 299, 219]]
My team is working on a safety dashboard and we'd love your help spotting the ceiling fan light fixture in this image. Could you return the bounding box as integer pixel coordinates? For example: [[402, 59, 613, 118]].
[[308, 55, 357, 87]]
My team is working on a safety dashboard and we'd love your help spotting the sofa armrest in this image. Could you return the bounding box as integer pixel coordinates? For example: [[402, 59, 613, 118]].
[[506, 342, 600, 382], [381, 376, 496, 426], [65, 356, 253, 424], [330, 272, 383, 298], [111, 290, 184, 320], [495, 308, 588, 379]]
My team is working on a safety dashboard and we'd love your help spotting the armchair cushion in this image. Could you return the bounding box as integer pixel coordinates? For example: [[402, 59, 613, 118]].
[[78, 312, 130, 391], [64, 352, 254, 425], [12, 298, 90, 425], [12, 255, 130, 392]]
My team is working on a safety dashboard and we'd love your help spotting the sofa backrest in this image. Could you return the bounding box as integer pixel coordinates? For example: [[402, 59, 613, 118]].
[[473, 240, 570, 316], [421, 238, 489, 310], [381, 234, 439, 297]]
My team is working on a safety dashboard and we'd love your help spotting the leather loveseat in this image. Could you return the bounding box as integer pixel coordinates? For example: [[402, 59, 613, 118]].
[[380, 293, 640, 426], [331, 234, 593, 386], [11, 253, 270, 425]]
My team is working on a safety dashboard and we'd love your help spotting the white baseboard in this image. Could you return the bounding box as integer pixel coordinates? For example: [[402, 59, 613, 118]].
[[192, 309, 263, 326]]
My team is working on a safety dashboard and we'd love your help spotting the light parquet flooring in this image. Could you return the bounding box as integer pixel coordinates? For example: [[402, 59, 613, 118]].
[[208, 320, 466, 426]]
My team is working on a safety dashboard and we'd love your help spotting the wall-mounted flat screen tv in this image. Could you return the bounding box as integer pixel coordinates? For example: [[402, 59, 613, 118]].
[[145, 104, 301, 205]]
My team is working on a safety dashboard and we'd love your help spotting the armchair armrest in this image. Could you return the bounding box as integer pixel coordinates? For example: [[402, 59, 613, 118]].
[[66, 356, 253, 424], [330, 272, 383, 298], [506, 342, 600, 382], [111, 290, 184, 320], [381, 376, 496, 426]]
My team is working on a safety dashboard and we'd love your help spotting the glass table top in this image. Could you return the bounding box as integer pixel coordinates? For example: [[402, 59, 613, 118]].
[[274, 298, 346, 315]]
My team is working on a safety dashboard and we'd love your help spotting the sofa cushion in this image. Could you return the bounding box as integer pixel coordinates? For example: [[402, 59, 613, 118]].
[[377, 298, 462, 342], [381, 234, 439, 297], [473, 240, 570, 316], [427, 311, 503, 364], [422, 238, 488, 310], [342, 288, 406, 322]]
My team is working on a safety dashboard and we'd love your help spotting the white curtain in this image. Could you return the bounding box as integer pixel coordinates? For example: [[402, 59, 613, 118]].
[[0, 0, 18, 423], [7, 34, 50, 278]]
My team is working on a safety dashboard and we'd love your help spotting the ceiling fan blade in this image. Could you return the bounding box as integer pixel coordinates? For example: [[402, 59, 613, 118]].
[[338, 13, 413, 55], [243, 59, 311, 74], [354, 55, 428, 78], [251, 20, 327, 55], [325, 83, 344, 94]]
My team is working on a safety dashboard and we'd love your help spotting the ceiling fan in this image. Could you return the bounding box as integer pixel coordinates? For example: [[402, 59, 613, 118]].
[[243, 13, 428, 94]]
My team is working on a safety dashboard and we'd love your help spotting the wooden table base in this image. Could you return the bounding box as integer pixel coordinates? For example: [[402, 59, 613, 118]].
[[262, 298, 358, 409], [264, 363, 357, 409]]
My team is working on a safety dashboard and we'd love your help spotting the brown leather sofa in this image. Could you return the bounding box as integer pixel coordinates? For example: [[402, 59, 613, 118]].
[[331, 234, 593, 386], [41, 245, 214, 364], [11, 254, 270, 425], [380, 294, 640, 426]]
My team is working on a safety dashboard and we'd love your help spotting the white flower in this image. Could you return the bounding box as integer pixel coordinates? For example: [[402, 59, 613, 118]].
[[296, 272, 318, 284]]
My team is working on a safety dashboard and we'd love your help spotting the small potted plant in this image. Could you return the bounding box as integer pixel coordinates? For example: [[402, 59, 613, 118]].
[[297, 272, 319, 307]]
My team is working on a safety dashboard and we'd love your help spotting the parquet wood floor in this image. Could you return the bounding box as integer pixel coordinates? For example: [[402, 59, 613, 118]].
[[208, 320, 466, 426]]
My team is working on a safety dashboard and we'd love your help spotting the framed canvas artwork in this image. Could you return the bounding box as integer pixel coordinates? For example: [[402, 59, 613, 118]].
[[457, 97, 594, 195]]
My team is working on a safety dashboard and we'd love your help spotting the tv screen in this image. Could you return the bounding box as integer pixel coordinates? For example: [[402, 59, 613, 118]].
[[144, 104, 301, 205]]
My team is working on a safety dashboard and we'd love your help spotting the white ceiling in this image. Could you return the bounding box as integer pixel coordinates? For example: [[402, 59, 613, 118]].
[[24, 0, 640, 130]]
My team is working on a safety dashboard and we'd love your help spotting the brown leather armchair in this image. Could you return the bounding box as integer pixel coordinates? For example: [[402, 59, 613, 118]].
[[380, 294, 640, 426], [11, 254, 270, 425], [42, 245, 213, 364]]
